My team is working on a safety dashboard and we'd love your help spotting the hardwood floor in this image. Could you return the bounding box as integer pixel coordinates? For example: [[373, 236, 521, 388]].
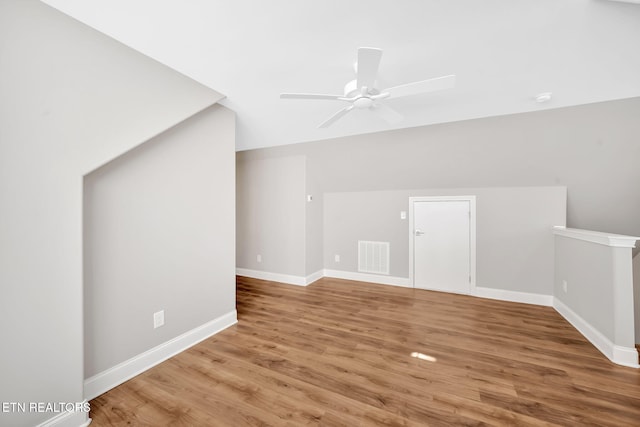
[[90, 277, 640, 426]]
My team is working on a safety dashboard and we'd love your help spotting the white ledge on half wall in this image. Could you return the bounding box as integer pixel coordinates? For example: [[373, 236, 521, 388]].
[[552, 226, 639, 248]]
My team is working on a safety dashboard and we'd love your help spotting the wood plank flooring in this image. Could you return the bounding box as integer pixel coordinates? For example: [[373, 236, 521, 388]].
[[89, 277, 640, 426]]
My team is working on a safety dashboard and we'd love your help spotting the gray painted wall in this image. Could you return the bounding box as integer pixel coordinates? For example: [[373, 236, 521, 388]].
[[324, 187, 565, 295], [0, 2, 222, 425], [305, 173, 324, 276], [237, 97, 639, 286], [84, 105, 235, 377], [554, 237, 616, 340], [236, 155, 306, 276], [554, 236, 636, 350]]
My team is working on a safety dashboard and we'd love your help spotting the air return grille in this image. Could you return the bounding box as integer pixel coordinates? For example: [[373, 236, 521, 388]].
[[358, 241, 390, 275]]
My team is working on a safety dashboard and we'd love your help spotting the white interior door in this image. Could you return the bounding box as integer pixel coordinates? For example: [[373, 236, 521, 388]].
[[413, 200, 471, 294]]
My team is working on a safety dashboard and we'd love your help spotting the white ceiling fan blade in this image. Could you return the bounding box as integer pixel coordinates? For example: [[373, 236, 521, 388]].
[[318, 105, 354, 128], [356, 47, 383, 91], [384, 75, 455, 99], [372, 103, 404, 124], [280, 93, 346, 101]]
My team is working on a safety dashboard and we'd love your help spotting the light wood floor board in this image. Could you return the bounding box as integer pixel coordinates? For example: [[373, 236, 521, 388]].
[[89, 276, 640, 426]]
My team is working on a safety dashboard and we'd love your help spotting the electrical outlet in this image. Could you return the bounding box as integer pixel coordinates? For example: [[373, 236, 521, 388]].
[[562, 280, 568, 293], [257, 254, 262, 263], [335, 254, 340, 262], [153, 310, 164, 329]]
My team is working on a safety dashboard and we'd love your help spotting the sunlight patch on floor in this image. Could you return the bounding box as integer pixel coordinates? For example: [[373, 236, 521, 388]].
[[410, 352, 437, 362]]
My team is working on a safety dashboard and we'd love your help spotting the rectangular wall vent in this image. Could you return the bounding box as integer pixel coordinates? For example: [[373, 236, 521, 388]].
[[358, 241, 390, 275]]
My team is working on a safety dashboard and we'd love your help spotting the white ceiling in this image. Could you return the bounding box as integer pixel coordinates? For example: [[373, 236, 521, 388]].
[[42, 0, 640, 151]]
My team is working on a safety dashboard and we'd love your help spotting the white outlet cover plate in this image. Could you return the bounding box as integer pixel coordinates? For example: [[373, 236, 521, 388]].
[[154, 310, 164, 328]]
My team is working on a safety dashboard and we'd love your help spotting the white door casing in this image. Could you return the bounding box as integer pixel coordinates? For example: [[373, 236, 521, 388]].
[[409, 196, 476, 294]]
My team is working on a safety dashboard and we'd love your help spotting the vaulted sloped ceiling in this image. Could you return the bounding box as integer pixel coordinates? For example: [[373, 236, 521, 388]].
[[42, 0, 640, 151]]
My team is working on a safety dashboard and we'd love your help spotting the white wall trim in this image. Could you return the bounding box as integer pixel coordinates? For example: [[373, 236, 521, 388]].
[[35, 404, 91, 427], [553, 298, 639, 368], [323, 269, 411, 287], [613, 345, 640, 367], [84, 310, 237, 400], [239, 268, 556, 306], [553, 226, 639, 248], [236, 268, 308, 286], [236, 268, 411, 287], [305, 269, 324, 285], [473, 286, 553, 306]]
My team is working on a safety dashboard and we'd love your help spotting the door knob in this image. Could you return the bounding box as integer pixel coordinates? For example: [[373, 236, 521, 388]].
[[415, 229, 425, 236]]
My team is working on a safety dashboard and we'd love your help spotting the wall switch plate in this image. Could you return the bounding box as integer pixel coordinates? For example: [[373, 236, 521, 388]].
[[306, 195, 313, 202], [400, 211, 407, 219], [562, 280, 568, 293], [257, 254, 262, 263], [153, 310, 164, 329], [335, 254, 340, 262]]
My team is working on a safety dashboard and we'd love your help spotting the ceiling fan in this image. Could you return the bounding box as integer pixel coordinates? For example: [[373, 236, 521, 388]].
[[280, 47, 455, 128]]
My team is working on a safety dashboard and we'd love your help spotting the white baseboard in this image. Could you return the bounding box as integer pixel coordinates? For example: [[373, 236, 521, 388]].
[[84, 310, 238, 400], [305, 269, 324, 285], [35, 405, 91, 427], [613, 345, 640, 367], [323, 269, 411, 287], [236, 268, 324, 286], [236, 268, 411, 288], [236, 268, 307, 286], [473, 286, 553, 306], [238, 268, 555, 306], [553, 298, 639, 368]]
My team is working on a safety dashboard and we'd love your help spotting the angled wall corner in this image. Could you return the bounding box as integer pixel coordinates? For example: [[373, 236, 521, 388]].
[[83, 104, 237, 400], [553, 227, 639, 368], [0, 1, 227, 426]]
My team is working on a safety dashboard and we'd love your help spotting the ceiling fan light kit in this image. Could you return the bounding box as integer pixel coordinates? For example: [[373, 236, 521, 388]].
[[281, 47, 456, 128]]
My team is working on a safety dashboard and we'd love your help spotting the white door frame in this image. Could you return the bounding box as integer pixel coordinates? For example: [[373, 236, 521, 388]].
[[409, 196, 477, 293]]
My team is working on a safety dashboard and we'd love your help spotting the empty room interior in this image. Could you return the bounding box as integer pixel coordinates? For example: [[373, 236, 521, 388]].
[[2, 0, 640, 426]]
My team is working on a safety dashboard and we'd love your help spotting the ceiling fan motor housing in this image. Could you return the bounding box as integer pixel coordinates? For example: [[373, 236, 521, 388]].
[[344, 79, 379, 98], [344, 79, 380, 109]]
